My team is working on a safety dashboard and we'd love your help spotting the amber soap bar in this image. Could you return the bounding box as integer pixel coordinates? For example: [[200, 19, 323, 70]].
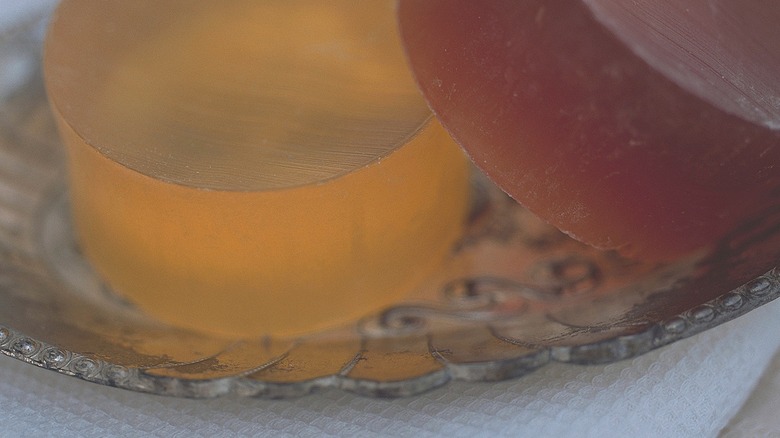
[[399, 0, 780, 260], [45, 0, 469, 337]]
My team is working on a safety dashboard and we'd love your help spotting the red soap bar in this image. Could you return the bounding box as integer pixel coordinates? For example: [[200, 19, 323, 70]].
[[398, 0, 780, 259]]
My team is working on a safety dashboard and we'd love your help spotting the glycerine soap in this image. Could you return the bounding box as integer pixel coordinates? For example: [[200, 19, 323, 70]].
[[398, 0, 780, 260], [45, 0, 470, 337]]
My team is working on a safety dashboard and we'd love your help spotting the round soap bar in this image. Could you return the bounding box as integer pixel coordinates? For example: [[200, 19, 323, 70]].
[[398, 0, 780, 260], [45, 0, 470, 337]]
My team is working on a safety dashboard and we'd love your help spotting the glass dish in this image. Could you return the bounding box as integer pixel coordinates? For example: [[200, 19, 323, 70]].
[[0, 7, 778, 399]]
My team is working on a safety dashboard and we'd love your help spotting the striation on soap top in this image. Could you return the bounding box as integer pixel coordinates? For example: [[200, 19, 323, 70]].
[[46, 0, 432, 191]]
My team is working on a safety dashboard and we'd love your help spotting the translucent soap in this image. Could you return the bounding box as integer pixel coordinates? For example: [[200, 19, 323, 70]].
[[45, 0, 470, 336], [398, 0, 780, 260]]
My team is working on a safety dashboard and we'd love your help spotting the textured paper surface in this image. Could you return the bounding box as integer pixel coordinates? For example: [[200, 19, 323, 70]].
[[721, 347, 780, 437]]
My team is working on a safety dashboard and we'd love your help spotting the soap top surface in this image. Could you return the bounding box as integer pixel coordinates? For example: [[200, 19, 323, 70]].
[[45, 0, 431, 191], [584, 0, 780, 131]]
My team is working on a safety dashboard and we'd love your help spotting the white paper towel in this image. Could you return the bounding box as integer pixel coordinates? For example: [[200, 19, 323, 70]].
[[0, 297, 778, 437], [721, 347, 780, 438]]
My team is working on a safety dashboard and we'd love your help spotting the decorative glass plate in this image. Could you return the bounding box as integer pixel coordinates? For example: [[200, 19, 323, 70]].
[[0, 8, 779, 399]]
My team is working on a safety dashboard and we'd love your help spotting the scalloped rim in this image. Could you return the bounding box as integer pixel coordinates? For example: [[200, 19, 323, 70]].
[[1, 269, 776, 399]]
